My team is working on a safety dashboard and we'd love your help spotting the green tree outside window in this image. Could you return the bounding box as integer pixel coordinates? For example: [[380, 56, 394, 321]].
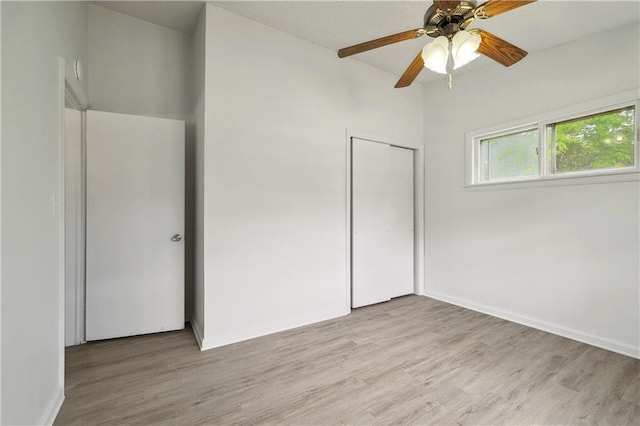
[[551, 107, 635, 173]]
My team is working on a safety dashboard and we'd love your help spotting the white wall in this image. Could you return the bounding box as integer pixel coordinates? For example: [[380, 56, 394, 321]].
[[198, 5, 423, 349], [88, 4, 192, 120], [1, 2, 89, 424], [423, 24, 640, 357], [191, 7, 206, 342], [88, 4, 195, 319]]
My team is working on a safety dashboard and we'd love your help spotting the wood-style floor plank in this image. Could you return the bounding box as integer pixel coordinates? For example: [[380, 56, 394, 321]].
[[56, 295, 640, 425]]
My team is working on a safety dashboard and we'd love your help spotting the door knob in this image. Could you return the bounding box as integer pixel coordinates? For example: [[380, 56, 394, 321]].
[[171, 234, 183, 242]]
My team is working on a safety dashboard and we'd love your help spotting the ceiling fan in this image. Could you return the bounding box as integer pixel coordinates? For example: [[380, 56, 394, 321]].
[[337, 0, 536, 88]]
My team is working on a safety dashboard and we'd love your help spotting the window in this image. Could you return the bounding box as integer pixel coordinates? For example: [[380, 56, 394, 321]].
[[548, 107, 635, 175], [469, 98, 639, 185], [479, 128, 538, 182]]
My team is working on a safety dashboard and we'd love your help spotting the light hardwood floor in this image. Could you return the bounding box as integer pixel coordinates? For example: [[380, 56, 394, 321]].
[[56, 296, 640, 425]]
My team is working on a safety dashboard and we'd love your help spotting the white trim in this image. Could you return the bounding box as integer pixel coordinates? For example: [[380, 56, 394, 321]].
[[77, 110, 87, 344], [347, 129, 424, 151], [465, 169, 639, 191], [199, 308, 348, 351], [63, 78, 88, 347], [424, 291, 640, 359], [0, 2, 3, 420], [465, 89, 640, 187], [414, 140, 425, 296], [39, 387, 65, 426], [56, 57, 66, 403], [344, 132, 352, 312], [345, 129, 426, 307], [190, 318, 206, 350]]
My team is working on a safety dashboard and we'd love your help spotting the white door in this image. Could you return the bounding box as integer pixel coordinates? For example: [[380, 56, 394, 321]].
[[351, 138, 414, 308], [352, 138, 392, 308], [388, 146, 414, 298], [86, 110, 185, 341]]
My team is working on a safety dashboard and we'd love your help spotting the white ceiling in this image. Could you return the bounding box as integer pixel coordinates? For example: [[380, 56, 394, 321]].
[[93, 1, 640, 85]]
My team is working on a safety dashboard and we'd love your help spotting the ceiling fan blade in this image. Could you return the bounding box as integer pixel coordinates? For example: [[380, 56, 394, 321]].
[[434, 1, 461, 11], [475, 29, 527, 67], [395, 51, 424, 88], [475, 0, 536, 19], [338, 28, 424, 58]]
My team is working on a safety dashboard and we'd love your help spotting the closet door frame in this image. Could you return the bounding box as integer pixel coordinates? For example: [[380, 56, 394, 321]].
[[345, 130, 425, 312]]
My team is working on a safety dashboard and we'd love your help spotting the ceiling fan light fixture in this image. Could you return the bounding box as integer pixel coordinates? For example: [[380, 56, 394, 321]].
[[337, 0, 536, 88], [422, 35, 449, 74], [451, 30, 481, 69]]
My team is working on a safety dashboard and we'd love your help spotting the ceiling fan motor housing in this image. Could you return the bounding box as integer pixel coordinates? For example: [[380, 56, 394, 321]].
[[424, 1, 477, 38]]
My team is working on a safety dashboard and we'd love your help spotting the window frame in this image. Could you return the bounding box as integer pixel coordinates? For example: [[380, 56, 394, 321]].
[[475, 124, 540, 184], [465, 91, 640, 188]]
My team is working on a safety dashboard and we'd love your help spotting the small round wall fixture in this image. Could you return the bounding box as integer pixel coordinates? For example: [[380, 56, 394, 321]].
[[74, 59, 83, 81]]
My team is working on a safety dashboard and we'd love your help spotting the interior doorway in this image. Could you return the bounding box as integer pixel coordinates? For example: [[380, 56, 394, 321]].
[[64, 107, 85, 346], [351, 138, 414, 307], [63, 78, 88, 347], [345, 131, 425, 311]]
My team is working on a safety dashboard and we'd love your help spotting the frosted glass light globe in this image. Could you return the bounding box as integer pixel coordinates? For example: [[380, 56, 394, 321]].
[[451, 30, 481, 69], [422, 36, 450, 75]]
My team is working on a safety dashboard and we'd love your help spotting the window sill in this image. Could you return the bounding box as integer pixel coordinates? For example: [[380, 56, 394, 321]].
[[464, 169, 640, 191]]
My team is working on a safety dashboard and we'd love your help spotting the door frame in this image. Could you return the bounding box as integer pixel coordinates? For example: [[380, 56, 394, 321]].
[[345, 129, 425, 312], [58, 58, 89, 349]]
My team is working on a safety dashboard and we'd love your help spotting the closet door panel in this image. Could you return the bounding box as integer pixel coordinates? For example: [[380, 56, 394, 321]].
[[388, 146, 414, 298], [351, 138, 392, 308]]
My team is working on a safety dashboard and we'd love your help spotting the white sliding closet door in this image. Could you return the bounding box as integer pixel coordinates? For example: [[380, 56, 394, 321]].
[[388, 146, 414, 298], [352, 138, 414, 308], [86, 110, 185, 341], [352, 138, 392, 308]]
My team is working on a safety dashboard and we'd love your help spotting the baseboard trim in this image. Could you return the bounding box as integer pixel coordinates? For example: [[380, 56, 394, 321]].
[[190, 318, 206, 351], [424, 291, 639, 359], [199, 309, 349, 351], [40, 386, 65, 426]]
